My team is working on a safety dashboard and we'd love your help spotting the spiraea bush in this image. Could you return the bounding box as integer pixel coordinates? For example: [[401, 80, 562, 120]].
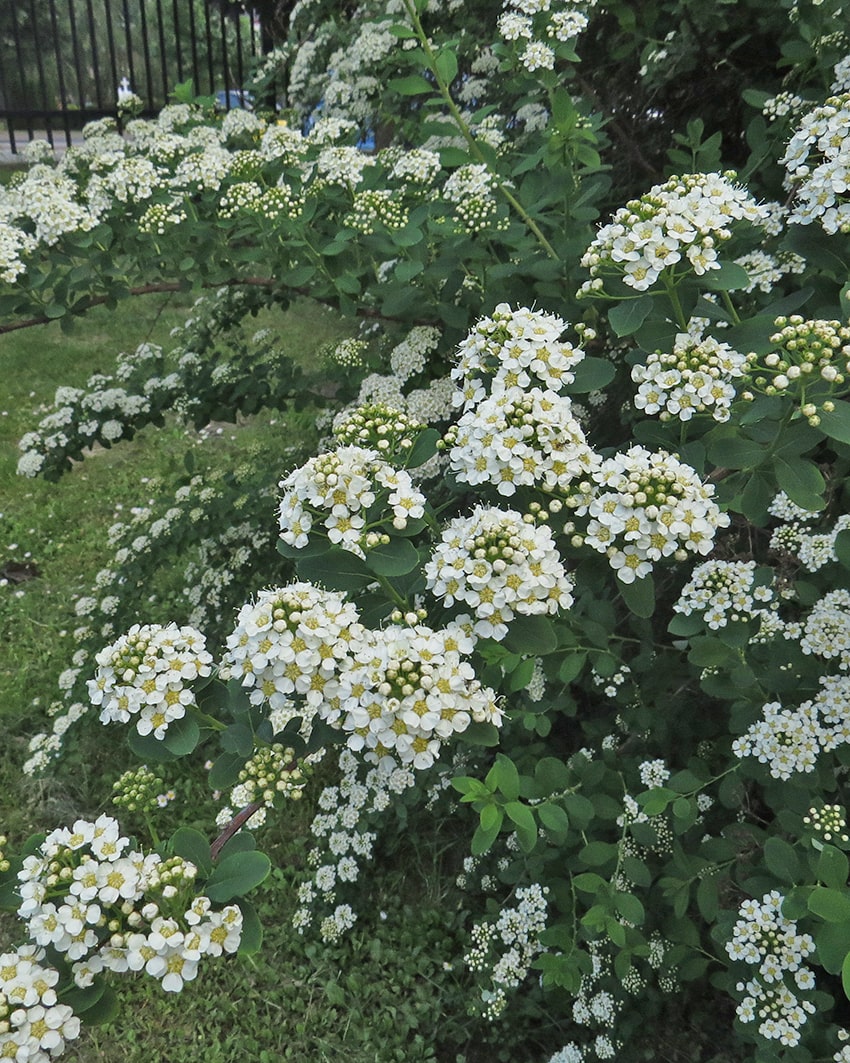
[[6, 1, 850, 1060]]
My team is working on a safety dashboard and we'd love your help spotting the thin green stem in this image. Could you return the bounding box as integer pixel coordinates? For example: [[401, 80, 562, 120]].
[[401, 0, 560, 262], [721, 290, 741, 325], [662, 273, 688, 330]]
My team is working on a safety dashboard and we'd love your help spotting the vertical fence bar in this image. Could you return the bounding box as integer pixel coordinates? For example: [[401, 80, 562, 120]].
[[137, 0, 156, 108], [202, 0, 215, 97], [27, 0, 53, 144], [235, 8, 245, 98], [7, 4, 34, 142], [171, 0, 184, 84], [154, 0, 170, 104], [121, 0, 138, 94], [0, 41, 16, 154], [85, 0, 105, 109], [219, 9, 231, 106], [67, 0, 88, 110], [102, 0, 120, 105], [47, 0, 74, 147], [186, 0, 201, 96]]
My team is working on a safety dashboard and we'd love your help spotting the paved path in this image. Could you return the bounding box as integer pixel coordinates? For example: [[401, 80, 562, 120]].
[[0, 129, 85, 164]]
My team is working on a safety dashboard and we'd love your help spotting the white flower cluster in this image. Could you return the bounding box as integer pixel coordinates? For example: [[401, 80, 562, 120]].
[[783, 92, 850, 233], [674, 559, 777, 630], [293, 748, 416, 940], [17, 375, 155, 478], [389, 148, 442, 186], [278, 445, 427, 557], [451, 302, 586, 405], [464, 883, 549, 1021], [498, 0, 596, 73], [447, 386, 598, 497], [583, 446, 730, 583], [442, 164, 505, 233], [345, 188, 409, 233], [770, 513, 850, 572], [87, 623, 213, 739], [225, 583, 501, 770], [223, 582, 362, 714], [726, 891, 816, 1047], [732, 675, 850, 779], [424, 506, 574, 639], [330, 621, 502, 770], [0, 946, 80, 1062], [799, 589, 850, 668], [631, 332, 748, 422], [579, 172, 766, 292], [8, 815, 242, 1018], [389, 325, 443, 383], [0, 222, 37, 284], [734, 249, 806, 293]]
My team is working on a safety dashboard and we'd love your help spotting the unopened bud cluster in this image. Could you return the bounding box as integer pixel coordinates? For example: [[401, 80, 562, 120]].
[[333, 403, 424, 458], [744, 316, 850, 424], [236, 744, 307, 806], [803, 803, 850, 843], [112, 764, 167, 814]]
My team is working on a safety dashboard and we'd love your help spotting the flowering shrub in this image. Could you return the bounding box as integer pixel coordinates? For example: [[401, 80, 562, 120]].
[[10, 1, 850, 1061]]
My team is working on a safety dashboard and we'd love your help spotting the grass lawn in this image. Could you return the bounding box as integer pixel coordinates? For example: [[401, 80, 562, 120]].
[[0, 292, 521, 1063]]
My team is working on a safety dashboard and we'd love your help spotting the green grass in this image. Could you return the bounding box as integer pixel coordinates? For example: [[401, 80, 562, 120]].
[[0, 293, 530, 1063]]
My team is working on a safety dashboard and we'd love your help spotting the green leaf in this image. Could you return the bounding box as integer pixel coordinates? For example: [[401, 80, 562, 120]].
[[614, 891, 645, 925], [818, 400, 850, 445], [705, 427, 766, 470], [403, 427, 440, 469], [505, 801, 538, 852], [365, 537, 420, 577], [459, 721, 501, 747], [237, 899, 264, 956], [538, 802, 570, 834], [503, 615, 558, 655], [579, 841, 618, 868], [618, 573, 655, 618], [217, 832, 257, 861], [638, 788, 677, 817], [608, 295, 653, 337], [818, 845, 850, 891], [535, 757, 571, 795], [79, 985, 119, 1025], [170, 827, 213, 877], [221, 722, 255, 758], [209, 751, 247, 790], [389, 75, 434, 95], [434, 48, 458, 84], [206, 850, 271, 902], [817, 921, 850, 973], [472, 807, 503, 855], [557, 651, 586, 683], [696, 875, 719, 921], [700, 261, 750, 292], [506, 656, 536, 693], [836, 529, 850, 570], [296, 546, 374, 592], [127, 728, 177, 764], [763, 836, 802, 884], [570, 357, 616, 392], [162, 713, 201, 756], [808, 886, 850, 923], [842, 950, 850, 1002], [773, 455, 825, 512], [564, 792, 595, 829], [487, 754, 521, 801]]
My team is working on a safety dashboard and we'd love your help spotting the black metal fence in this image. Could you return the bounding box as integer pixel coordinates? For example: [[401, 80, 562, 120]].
[[0, 0, 265, 153]]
